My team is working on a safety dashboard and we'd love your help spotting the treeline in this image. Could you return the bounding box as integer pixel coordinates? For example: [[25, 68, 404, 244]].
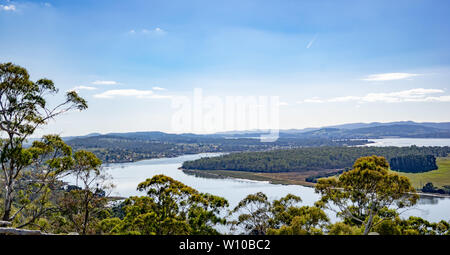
[[422, 183, 450, 195], [182, 146, 450, 173], [390, 155, 438, 173], [91, 157, 450, 235], [305, 169, 348, 183], [67, 135, 370, 163]]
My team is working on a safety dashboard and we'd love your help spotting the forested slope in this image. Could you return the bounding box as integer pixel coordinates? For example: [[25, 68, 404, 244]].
[[182, 146, 450, 173]]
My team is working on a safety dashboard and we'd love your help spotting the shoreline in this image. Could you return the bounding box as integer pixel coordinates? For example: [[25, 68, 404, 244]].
[[97, 139, 376, 165], [180, 168, 450, 198], [101, 150, 450, 199]]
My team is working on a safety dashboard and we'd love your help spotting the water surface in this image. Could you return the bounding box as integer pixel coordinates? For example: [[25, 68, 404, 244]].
[[104, 152, 450, 223], [366, 138, 450, 147]]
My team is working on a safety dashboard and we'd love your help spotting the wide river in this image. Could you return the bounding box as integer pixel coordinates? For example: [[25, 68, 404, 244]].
[[103, 138, 450, 223]]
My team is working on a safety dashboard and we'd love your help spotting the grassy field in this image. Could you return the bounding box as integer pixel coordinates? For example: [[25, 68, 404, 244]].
[[391, 157, 450, 189]]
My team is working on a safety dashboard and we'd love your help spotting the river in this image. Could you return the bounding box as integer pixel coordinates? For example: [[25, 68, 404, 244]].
[[366, 138, 450, 147], [104, 140, 450, 223]]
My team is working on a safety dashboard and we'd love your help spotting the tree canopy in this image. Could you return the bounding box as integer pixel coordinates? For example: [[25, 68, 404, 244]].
[[315, 155, 418, 235], [100, 175, 228, 235], [0, 63, 87, 222]]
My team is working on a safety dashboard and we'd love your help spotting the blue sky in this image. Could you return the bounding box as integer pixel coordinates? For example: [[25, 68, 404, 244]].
[[1, 0, 450, 136]]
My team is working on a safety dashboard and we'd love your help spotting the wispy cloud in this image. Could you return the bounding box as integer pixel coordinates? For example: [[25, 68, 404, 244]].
[[69, 86, 98, 92], [93, 89, 171, 99], [129, 27, 167, 35], [300, 88, 450, 104], [152, 86, 166, 91], [362, 73, 420, 81], [299, 97, 324, 103], [0, 4, 16, 11], [306, 34, 318, 49], [91, 80, 118, 85]]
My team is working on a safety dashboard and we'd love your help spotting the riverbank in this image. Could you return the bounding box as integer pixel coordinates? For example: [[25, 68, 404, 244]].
[[181, 165, 450, 199], [98, 152, 450, 223], [181, 168, 335, 187]]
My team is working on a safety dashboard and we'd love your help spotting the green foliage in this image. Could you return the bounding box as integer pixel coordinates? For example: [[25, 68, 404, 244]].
[[315, 156, 418, 235], [390, 155, 437, 173], [421, 182, 450, 194], [230, 192, 329, 235], [57, 150, 111, 235], [371, 216, 450, 235], [59, 189, 110, 235], [4, 135, 78, 229], [68, 134, 369, 164], [100, 175, 228, 235], [267, 206, 329, 235], [327, 222, 362, 235], [395, 157, 450, 189], [0, 62, 87, 222], [230, 192, 272, 235], [182, 146, 450, 173]]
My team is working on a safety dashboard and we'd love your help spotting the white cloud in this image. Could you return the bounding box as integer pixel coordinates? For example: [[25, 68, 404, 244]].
[[70, 86, 98, 92], [148, 27, 165, 34], [0, 4, 16, 11], [91, 80, 118, 85], [152, 86, 166, 91], [362, 73, 420, 81], [129, 28, 167, 35], [93, 89, 171, 99], [301, 88, 450, 104], [154, 27, 165, 34]]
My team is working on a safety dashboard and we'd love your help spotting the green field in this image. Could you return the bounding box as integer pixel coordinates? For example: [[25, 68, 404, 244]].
[[391, 157, 450, 189]]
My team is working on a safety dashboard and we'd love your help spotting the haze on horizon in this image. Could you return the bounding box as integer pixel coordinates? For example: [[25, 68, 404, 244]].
[[1, 0, 450, 137]]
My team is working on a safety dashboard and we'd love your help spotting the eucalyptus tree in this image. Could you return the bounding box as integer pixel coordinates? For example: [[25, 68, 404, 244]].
[[9, 135, 75, 228], [315, 155, 418, 235], [0, 62, 87, 221], [229, 192, 273, 235], [59, 150, 112, 235], [99, 175, 228, 235], [230, 192, 328, 235]]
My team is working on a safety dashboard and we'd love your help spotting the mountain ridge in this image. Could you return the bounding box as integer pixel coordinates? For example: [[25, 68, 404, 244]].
[[62, 121, 450, 141]]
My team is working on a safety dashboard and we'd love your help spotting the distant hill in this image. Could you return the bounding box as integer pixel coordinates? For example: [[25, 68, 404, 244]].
[[296, 124, 450, 139], [60, 121, 450, 163], [326, 121, 450, 130], [59, 121, 450, 142], [215, 121, 450, 139]]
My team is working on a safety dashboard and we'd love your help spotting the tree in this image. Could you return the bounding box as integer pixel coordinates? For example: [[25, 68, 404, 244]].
[[372, 215, 450, 235], [59, 150, 112, 235], [230, 192, 272, 235], [99, 175, 228, 235], [0, 62, 87, 221], [230, 192, 328, 235], [315, 155, 418, 235], [327, 222, 362, 235], [267, 206, 329, 235], [9, 135, 75, 229], [390, 155, 437, 173]]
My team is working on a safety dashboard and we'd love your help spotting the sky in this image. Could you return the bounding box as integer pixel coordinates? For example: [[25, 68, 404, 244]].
[[1, 0, 450, 136]]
